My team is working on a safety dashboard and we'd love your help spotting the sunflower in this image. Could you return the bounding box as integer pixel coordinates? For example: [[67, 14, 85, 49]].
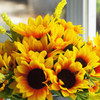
[[13, 36, 62, 64], [58, 20, 74, 31], [58, 19, 84, 34], [65, 46, 100, 70], [14, 35, 55, 53], [50, 54, 89, 99], [12, 14, 54, 39], [52, 29, 79, 50], [74, 25, 84, 34], [49, 24, 64, 41], [14, 60, 53, 100]]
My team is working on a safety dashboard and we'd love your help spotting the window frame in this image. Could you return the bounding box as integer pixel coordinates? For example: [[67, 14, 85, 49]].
[[66, 0, 96, 41]]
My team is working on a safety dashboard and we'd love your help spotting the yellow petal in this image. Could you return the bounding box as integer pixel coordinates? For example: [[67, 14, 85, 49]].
[[35, 15, 43, 26], [41, 35, 48, 49], [45, 57, 53, 68], [61, 90, 69, 97], [50, 83, 60, 90], [28, 17, 35, 26], [17, 65, 29, 74]]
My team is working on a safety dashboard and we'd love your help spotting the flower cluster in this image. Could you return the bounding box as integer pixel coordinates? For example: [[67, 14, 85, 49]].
[[0, 0, 100, 100]]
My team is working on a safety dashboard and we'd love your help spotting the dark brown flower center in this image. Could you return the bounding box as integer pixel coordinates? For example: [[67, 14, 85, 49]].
[[75, 57, 87, 68], [27, 68, 46, 89], [0, 83, 3, 88], [57, 69, 76, 89]]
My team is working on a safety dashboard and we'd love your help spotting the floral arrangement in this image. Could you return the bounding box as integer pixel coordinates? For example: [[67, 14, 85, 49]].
[[0, 0, 100, 100]]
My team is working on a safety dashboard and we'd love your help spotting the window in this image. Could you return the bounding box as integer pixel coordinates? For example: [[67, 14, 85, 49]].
[[66, 0, 96, 41]]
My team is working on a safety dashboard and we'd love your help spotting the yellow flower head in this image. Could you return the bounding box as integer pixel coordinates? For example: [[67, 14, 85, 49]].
[[12, 14, 54, 39], [14, 60, 53, 100], [50, 54, 89, 99], [53, 29, 79, 50], [12, 36, 59, 64], [53, 0, 67, 18], [65, 46, 100, 70]]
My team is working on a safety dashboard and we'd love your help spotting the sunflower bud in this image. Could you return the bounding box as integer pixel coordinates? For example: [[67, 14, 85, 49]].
[[0, 26, 6, 34], [0, 73, 5, 83], [1, 13, 14, 28], [53, 0, 67, 18]]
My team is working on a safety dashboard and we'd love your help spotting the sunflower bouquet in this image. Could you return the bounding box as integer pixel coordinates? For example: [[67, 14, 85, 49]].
[[0, 0, 100, 100]]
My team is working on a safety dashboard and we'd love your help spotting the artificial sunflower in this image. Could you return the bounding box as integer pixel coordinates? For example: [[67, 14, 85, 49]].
[[52, 29, 79, 50], [50, 54, 89, 99], [12, 14, 54, 39], [14, 60, 54, 100], [65, 46, 100, 70], [49, 24, 64, 41], [13, 36, 62, 63], [58, 19, 84, 34], [14, 35, 54, 53]]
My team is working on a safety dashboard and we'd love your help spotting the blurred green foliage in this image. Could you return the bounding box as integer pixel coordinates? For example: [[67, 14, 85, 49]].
[[97, 0, 100, 14]]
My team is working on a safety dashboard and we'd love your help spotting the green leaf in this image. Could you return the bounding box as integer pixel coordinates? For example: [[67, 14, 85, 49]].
[[5, 32, 13, 40], [76, 90, 89, 100], [63, 44, 73, 51], [89, 79, 91, 88], [90, 79, 96, 86], [0, 86, 13, 99], [10, 29, 23, 41], [91, 77, 100, 81]]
